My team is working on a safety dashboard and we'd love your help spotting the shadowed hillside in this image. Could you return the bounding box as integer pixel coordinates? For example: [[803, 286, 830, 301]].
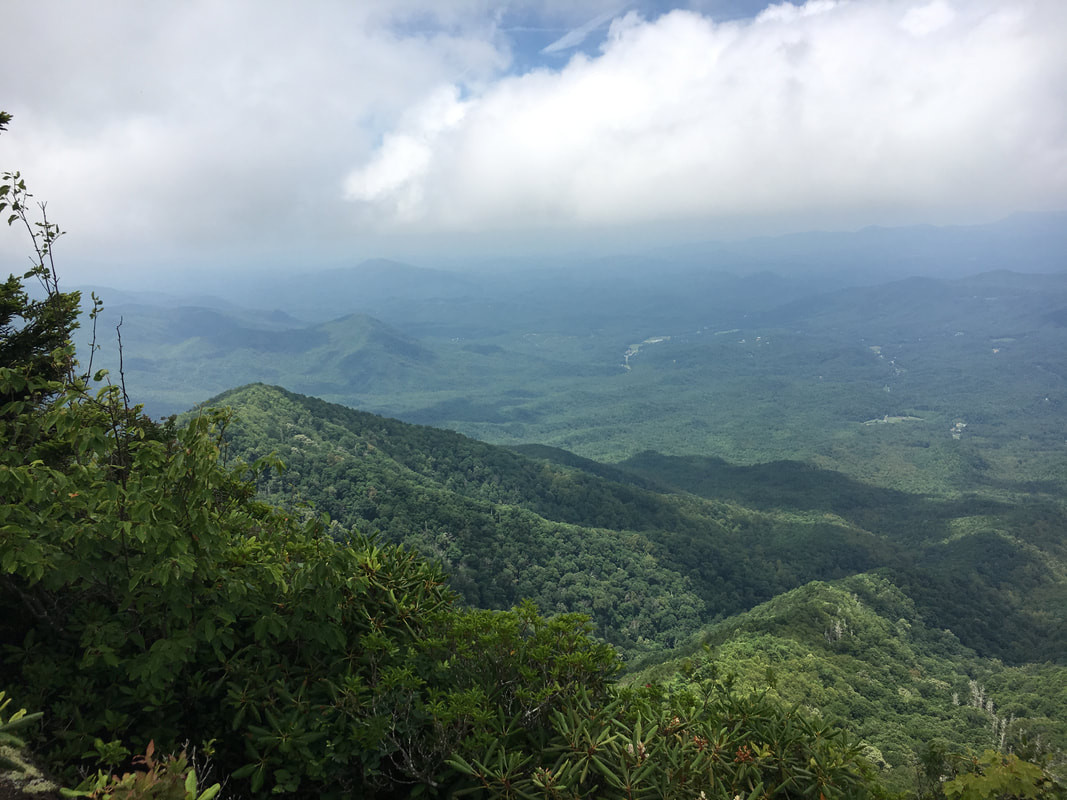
[[208, 383, 1067, 666]]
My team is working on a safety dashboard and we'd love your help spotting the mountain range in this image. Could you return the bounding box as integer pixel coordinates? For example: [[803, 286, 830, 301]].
[[202, 381, 1067, 789], [9, 214, 1065, 794]]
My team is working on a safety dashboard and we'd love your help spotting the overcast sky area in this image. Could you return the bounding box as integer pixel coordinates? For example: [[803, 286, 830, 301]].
[[1, 0, 1065, 285]]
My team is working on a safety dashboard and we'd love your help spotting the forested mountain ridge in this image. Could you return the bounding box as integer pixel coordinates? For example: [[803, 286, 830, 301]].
[[84, 303, 459, 414], [211, 383, 1067, 665], [204, 383, 1067, 792], [628, 573, 1067, 788], [88, 268, 1067, 507], [615, 450, 1067, 663], [208, 383, 890, 656]]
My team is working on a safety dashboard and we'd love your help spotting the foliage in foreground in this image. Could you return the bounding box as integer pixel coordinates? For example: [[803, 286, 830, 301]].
[[450, 676, 879, 800], [942, 750, 1066, 800], [0, 332, 617, 795], [65, 740, 220, 800], [0, 689, 43, 772]]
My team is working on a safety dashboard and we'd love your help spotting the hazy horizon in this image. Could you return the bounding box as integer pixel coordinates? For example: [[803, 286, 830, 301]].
[[49, 210, 1062, 303]]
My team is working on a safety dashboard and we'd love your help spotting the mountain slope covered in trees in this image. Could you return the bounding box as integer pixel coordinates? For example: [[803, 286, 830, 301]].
[[207, 384, 886, 656], [212, 383, 1067, 664], [202, 383, 1067, 792], [629, 573, 1067, 790]]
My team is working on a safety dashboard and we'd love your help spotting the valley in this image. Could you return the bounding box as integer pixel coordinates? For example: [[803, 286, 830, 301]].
[[91, 253, 1067, 501]]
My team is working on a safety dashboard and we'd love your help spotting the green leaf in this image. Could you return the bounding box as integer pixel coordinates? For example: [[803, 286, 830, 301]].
[[251, 764, 266, 794], [231, 763, 258, 780]]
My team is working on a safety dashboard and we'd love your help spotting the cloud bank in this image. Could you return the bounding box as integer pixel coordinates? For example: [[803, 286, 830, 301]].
[[0, 0, 1064, 278], [0, 0, 512, 270], [345, 0, 1067, 235]]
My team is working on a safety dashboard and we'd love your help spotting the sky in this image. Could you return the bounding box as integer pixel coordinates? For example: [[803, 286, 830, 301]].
[[1, 0, 1065, 284]]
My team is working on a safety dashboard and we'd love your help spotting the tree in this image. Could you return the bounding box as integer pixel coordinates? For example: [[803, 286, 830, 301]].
[[943, 750, 1066, 800], [1, 112, 81, 398]]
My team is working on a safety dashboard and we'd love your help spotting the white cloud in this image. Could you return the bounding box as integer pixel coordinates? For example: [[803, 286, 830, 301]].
[[344, 0, 1067, 236], [1, 0, 1065, 278], [344, 87, 471, 221], [756, 0, 838, 23], [0, 0, 510, 272], [899, 1, 955, 37]]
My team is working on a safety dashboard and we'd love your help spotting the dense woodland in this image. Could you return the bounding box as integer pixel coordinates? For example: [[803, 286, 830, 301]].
[[210, 382, 1067, 789], [2, 111, 1066, 798]]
